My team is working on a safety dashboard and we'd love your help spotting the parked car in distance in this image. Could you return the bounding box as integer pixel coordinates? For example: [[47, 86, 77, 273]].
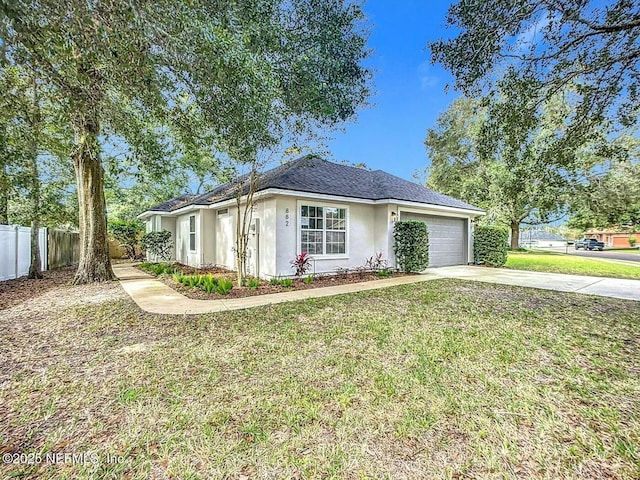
[[575, 238, 605, 251]]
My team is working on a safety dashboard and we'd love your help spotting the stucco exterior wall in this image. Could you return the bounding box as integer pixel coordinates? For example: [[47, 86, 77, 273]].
[[175, 211, 200, 267], [215, 206, 235, 270], [273, 196, 382, 277], [160, 217, 176, 261], [200, 209, 216, 265]]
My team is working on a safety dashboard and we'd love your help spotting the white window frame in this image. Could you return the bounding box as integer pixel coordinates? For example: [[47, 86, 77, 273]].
[[188, 214, 196, 252], [297, 201, 349, 259]]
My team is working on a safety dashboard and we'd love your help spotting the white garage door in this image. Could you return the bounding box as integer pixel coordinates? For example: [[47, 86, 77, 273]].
[[400, 213, 467, 267]]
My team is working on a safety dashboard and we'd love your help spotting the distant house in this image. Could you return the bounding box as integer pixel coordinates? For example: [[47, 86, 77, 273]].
[[519, 229, 568, 248], [585, 229, 639, 248], [138, 156, 485, 278]]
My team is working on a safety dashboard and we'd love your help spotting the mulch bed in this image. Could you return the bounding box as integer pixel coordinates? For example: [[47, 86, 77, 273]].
[[139, 263, 412, 300], [0, 266, 77, 310]]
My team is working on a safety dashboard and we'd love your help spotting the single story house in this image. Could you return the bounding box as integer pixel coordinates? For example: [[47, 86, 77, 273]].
[[519, 229, 568, 248], [138, 156, 485, 278], [585, 229, 639, 248]]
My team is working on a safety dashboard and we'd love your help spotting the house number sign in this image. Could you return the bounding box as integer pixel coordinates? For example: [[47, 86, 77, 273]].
[[285, 208, 290, 227]]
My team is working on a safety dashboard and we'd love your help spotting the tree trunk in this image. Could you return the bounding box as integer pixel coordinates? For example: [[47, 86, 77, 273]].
[[510, 221, 520, 250], [0, 125, 9, 225], [27, 158, 42, 279], [28, 75, 43, 279], [0, 162, 8, 225], [71, 112, 115, 284], [28, 218, 43, 279]]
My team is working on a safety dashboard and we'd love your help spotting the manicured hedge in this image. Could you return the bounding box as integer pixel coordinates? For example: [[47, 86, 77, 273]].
[[393, 221, 429, 272], [474, 225, 508, 266]]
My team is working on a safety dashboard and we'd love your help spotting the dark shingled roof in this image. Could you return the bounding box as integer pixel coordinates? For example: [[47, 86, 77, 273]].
[[147, 193, 198, 212], [147, 156, 484, 213]]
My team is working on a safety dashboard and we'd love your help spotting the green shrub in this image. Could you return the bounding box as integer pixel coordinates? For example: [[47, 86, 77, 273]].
[[280, 278, 293, 287], [140, 262, 174, 276], [270, 278, 282, 286], [247, 278, 260, 289], [108, 220, 143, 259], [629, 236, 637, 247], [179, 275, 201, 288], [141, 230, 173, 262], [474, 225, 509, 267], [377, 269, 391, 277], [200, 274, 219, 293], [393, 221, 429, 272], [303, 274, 314, 284], [216, 279, 233, 295]]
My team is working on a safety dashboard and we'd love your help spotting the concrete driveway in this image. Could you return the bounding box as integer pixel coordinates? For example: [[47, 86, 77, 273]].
[[432, 265, 640, 302]]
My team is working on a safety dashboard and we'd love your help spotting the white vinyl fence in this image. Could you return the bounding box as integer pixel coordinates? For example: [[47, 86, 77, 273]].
[[0, 225, 48, 281]]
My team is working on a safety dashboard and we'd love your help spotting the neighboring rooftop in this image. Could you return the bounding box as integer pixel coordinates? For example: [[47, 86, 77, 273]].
[[145, 156, 484, 213]]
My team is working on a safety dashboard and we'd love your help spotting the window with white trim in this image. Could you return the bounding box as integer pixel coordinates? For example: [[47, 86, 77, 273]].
[[189, 215, 196, 251], [300, 205, 346, 255]]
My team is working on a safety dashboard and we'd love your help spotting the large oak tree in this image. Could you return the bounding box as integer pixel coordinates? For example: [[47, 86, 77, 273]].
[[1, 0, 371, 283]]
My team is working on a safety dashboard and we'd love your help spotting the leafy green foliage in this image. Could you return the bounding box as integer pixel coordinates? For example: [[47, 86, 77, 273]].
[[269, 277, 293, 287], [216, 279, 234, 295], [108, 220, 142, 259], [247, 278, 260, 289], [629, 237, 637, 247], [424, 84, 613, 249], [474, 226, 508, 267], [568, 152, 640, 230], [303, 275, 314, 284], [2, 0, 372, 283], [139, 262, 175, 276], [393, 221, 429, 272], [430, 0, 640, 131], [200, 274, 219, 294], [140, 230, 173, 262]]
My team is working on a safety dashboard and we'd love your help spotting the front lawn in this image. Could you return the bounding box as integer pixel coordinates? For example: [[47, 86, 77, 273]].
[[506, 251, 640, 279], [2, 279, 640, 478]]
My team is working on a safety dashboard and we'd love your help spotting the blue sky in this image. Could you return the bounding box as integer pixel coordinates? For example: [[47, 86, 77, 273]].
[[327, 0, 458, 182]]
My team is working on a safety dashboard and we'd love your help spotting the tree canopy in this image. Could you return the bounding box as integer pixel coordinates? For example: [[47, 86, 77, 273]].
[[424, 78, 605, 249], [1, 0, 372, 283], [430, 0, 640, 131]]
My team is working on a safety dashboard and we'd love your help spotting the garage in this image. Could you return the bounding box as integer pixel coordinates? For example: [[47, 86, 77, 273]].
[[400, 213, 468, 267]]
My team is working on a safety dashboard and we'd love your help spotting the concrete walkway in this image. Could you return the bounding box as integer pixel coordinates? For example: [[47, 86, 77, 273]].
[[114, 264, 440, 315], [114, 264, 640, 315]]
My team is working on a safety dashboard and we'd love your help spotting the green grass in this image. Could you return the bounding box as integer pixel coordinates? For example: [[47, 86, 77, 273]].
[[2, 280, 640, 478], [506, 251, 640, 279]]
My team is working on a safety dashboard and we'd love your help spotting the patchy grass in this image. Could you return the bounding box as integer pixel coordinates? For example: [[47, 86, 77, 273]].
[[506, 252, 640, 279], [2, 280, 640, 479]]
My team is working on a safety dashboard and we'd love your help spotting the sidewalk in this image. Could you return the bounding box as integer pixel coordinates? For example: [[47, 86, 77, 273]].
[[114, 264, 640, 315]]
